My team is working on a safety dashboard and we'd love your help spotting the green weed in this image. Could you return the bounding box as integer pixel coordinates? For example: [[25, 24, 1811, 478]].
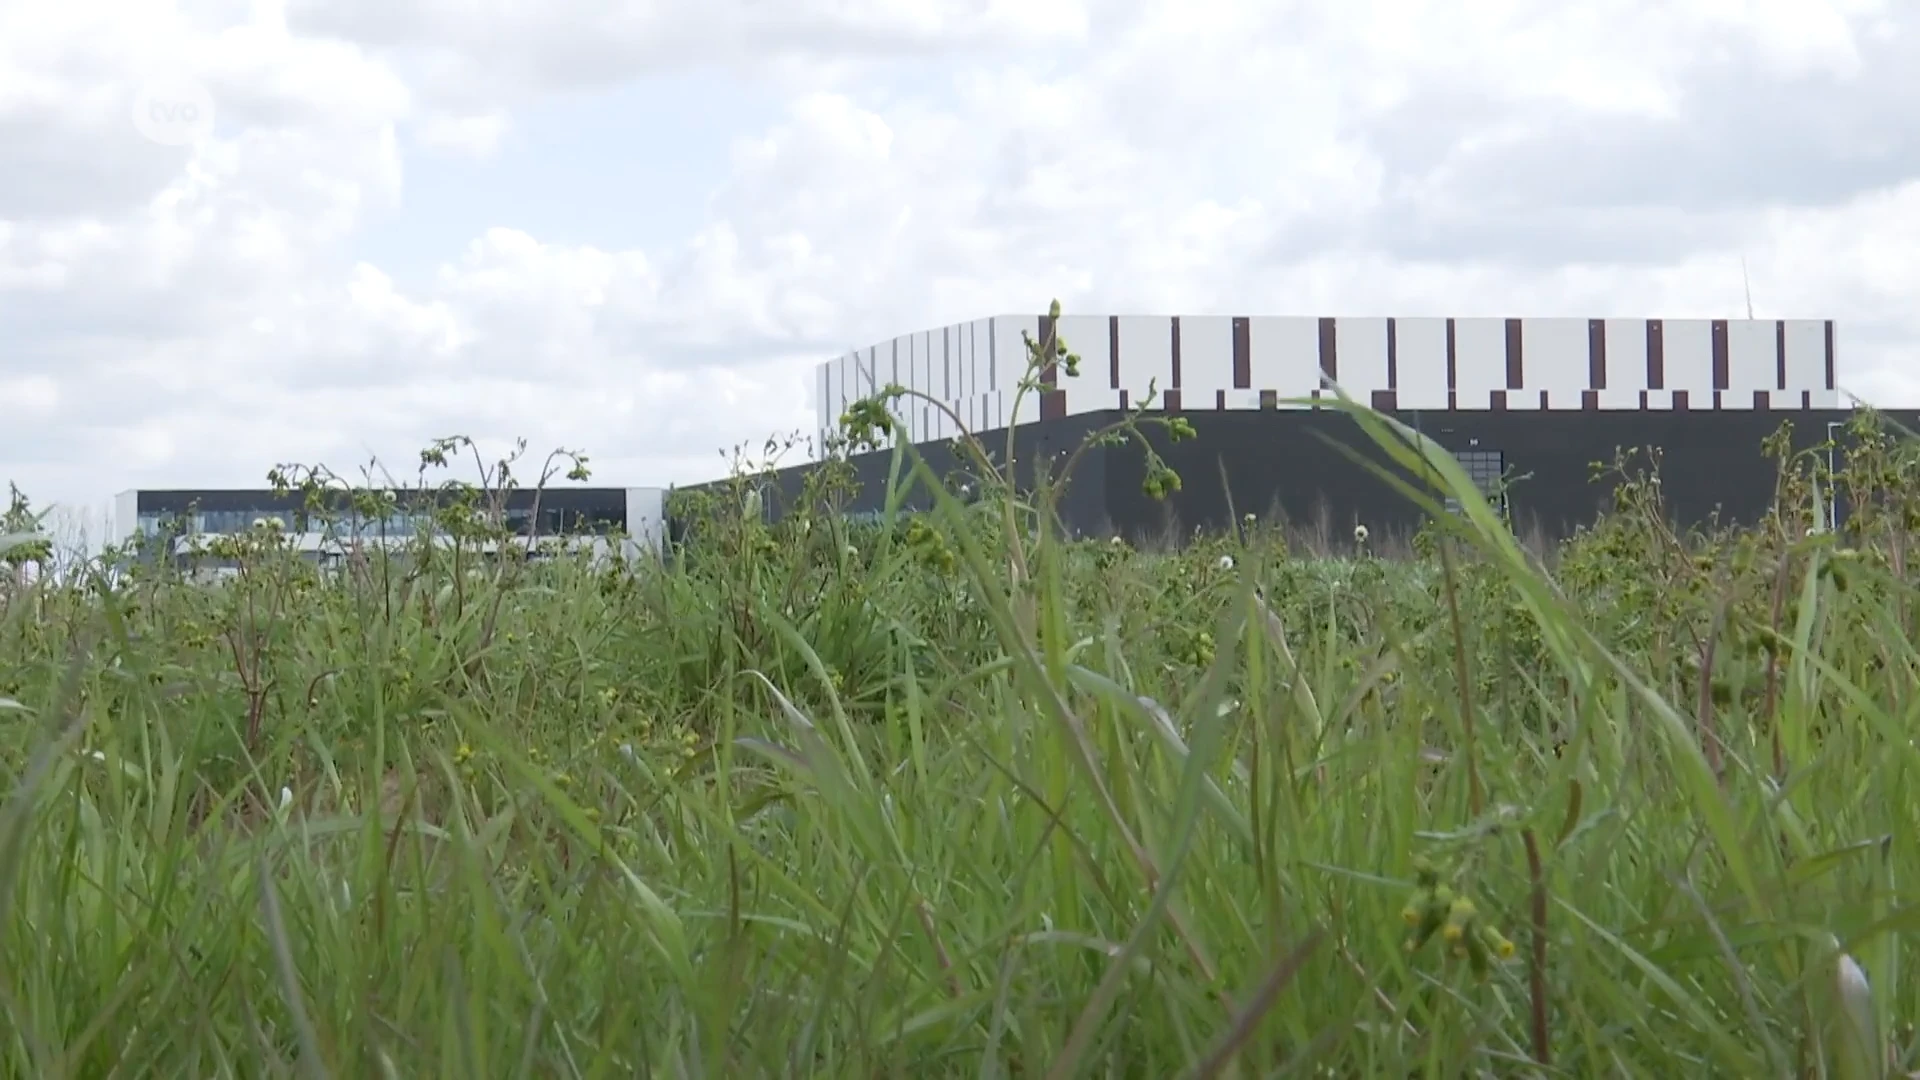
[[1, 310, 1917, 1078]]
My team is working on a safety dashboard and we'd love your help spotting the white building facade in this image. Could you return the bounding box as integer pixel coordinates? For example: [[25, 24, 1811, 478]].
[[815, 314, 1843, 449]]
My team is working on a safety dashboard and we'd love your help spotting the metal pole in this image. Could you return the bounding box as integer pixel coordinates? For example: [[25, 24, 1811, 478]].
[[1826, 420, 1845, 531]]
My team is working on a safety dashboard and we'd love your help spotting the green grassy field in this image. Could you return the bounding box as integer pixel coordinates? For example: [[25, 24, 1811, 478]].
[[2, 396, 1917, 1078]]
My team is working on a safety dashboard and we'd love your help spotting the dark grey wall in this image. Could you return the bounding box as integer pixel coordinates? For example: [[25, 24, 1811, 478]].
[[1103, 407, 1920, 542], [676, 413, 1117, 532], [677, 406, 1920, 547]]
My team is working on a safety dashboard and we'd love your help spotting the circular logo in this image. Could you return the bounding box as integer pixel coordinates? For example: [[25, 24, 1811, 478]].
[[131, 76, 215, 147]]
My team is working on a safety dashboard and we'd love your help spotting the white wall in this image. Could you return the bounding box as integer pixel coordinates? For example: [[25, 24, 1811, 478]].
[[623, 487, 665, 559], [814, 314, 1844, 448], [112, 490, 139, 547]]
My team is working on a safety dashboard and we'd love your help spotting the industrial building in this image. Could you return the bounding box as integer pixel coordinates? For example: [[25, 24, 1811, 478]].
[[108, 485, 666, 568], [711, 312, 1913, 542], [108, 313, 1909, 560]]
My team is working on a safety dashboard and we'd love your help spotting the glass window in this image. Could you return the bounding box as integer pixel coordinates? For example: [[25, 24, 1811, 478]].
[[1445, 449, 1506, 515]]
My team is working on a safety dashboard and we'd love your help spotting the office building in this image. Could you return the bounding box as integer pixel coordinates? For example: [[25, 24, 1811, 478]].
[[109, 485, 666, 568]]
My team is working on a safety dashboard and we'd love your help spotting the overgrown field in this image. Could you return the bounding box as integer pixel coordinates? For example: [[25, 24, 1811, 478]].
[[4, 403, 1920, 1078]]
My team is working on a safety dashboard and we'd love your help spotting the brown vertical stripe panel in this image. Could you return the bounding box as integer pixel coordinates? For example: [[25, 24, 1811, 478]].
[[1259, 390, 1277, 409], [1038, 314, 1057, 387], [1444, 318, 1458, 409], [1317, 316, 1338, 384], [1215, 389, 1227, 410], [1646, 319, 1665, 389], [1490, 390, 1508, 410], [1109, 315, 1121, 389], [1753, 390, 1770, 409], [1385, 317, 1399, 390], [1231, 316, 1251, 389], [1587, 318, 1607, 389], [1774, 320, 1787, 389], [1802, 390, 1812, 408], [1119, 389, 1129, 409], [1824, 320, 1836, 389], [1504, 317, 1524, 389], [1539, 389, 1550, 409], [1164, 389, 1183, 411], [1672, 389, 1690, 410], [1638, 390, 1649, 409], [1710, 319, 1729, 390], [1041, 390, 1066, 420], [1712, 390, 1723, 409], [1582, 390, 1599, 410], [1169, 316, 1183, 389], [1371, 389, 1397, 410]]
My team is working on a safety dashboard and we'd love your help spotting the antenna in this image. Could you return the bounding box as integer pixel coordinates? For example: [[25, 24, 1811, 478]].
[[1740, 257, 1755, 319]]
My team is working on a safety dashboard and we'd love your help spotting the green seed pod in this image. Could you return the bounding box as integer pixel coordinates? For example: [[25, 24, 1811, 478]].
[[1442, 897, 1477, 946], [1478, 922, 1516, 961], [1464, 932, 1491, 979], [1400, 893, 1429, 928], [1412, 858, 1440, 890]]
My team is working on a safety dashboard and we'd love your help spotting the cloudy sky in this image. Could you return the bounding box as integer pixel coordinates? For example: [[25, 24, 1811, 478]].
[[3, 0, 1916, 528]]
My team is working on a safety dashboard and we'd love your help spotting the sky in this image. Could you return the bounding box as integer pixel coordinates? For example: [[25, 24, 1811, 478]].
[[3, 0, 1918, 539]]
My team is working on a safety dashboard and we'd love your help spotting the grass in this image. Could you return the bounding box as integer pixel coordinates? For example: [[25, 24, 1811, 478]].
[[2, 356, 1918, 1076]]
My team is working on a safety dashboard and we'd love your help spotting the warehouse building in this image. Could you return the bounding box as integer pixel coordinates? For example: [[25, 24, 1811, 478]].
[[713, 312, 1910, 542]]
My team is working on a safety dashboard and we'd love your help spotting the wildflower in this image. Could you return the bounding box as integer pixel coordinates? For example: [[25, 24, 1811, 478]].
[[1400, 856, 1512, 980], [454, 743, 473, 765], [1353, 524, 1369, 544], [1218, 554, 1235, 570]]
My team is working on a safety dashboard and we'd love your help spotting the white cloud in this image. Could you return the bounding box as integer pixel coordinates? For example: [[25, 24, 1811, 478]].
[[2, 0, 1917, 529], [413, 110, 510, 157]]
